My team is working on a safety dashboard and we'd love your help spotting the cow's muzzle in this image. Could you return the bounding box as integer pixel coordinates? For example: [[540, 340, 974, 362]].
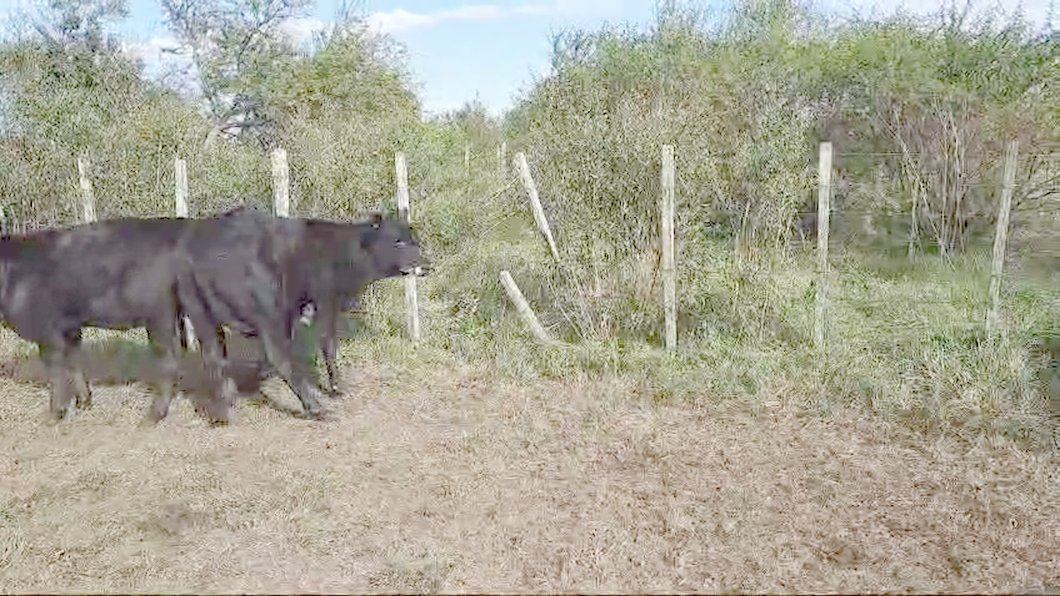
[[402, 259, 431, 276]]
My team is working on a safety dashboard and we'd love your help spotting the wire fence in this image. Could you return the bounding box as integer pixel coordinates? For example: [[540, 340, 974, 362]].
[[0, 142, 1057, 348]]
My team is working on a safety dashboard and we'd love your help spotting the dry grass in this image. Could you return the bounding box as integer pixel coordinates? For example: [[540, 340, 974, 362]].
[[0, 328, 1058, 594]]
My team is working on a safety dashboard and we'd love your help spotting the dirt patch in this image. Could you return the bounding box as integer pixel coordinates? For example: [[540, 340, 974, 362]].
[[0, 339, 1057, 592]]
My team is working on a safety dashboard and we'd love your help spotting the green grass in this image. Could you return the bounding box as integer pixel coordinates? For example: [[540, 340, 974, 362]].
[[348, 223, 1060, 454]]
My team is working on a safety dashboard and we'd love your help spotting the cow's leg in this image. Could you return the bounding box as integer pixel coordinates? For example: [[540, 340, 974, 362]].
[[257, 327, 323, 419], [197, 323, 237, 425], [176, 315, 189, 353], [292, 301, 336, 396], [176, 273, 238, 422], [143, 321, 184, 425], [318, 305, 342, 397], [72, 367, 92, 410], [173, 323, 236, 426], [209, 330, 238, 427], [67, 330, 92, 410], [39, 340, 74, 422], [216, 325, 228, 359], [197, 344, 235, 427], [243, 265, 323, 418], [322, 336, 340, 397]]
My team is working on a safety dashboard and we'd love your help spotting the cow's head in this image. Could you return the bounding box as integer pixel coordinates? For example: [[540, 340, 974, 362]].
[[361, 213, 430, 278]]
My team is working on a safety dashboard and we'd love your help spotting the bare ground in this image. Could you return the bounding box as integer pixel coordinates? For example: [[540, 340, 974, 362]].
[[0, 331, 1058, 594]]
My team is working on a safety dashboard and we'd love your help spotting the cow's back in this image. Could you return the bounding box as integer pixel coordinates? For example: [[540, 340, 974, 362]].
[[173, 209, 302, 334], [41, 219, 189, 329]]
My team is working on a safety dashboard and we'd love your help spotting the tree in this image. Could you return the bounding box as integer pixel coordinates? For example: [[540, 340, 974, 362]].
[[0, 0, 211, 223], [0, 0, 142, 148], [809, 7, 1059, 254], [439, 97, 500, 149], [160, 0, 312, 148]]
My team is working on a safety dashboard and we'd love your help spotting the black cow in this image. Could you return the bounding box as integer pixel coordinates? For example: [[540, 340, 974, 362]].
[[171, 208, 332, 420], [282, 215, 429, 395], [0, 219, 193, 423], [181, 211, 428, 406], [0, 208, 338, 425]]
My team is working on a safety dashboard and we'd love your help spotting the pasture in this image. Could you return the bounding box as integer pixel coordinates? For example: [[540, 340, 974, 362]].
[[1, 0, 1058, 591], [1, 320, 1058, 593]]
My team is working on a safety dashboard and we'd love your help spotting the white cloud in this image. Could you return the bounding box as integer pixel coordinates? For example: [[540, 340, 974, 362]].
[[120, 35, 184, 64], [365, 1, 624, 35], [280, 16, 327, 45], [516, 0, 626, 17], [366, 8, 444, 34], [119, 15, 326, 65]]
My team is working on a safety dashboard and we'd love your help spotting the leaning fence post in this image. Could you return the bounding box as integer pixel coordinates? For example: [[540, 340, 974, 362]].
[[395, 152, 421, 343], [174, 156, 197, 350], [514, 152, 560, 261], [77, 156, 96, 223], [271, 148, 290, 217], [661, 144, 677, 352], [464, 144, 471, 177], [987, 139, 1019, 340], [500, 270, 551, 343], [814, 141, 833, 349], [497, 141, 507, 176]]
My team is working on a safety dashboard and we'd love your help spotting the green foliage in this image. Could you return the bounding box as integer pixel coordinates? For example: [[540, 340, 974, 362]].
[[804, 7, 1059, 253], [159, 0, 314, 138], [0, 0, 214, 222], [158, 1, 422, 217], [258, 24, 422, 216], [0, 0, 1057, 449], [507, 1, 822, 269]]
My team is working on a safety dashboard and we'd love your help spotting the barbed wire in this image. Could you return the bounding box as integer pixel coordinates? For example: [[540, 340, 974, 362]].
[[833, 151, 1060, 158], [789, 209, 1060, 216]]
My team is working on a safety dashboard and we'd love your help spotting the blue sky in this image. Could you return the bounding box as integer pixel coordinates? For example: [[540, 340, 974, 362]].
[[0, 0, 1055, 117]]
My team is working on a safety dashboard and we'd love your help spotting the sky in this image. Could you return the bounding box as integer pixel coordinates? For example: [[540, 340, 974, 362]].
[[0, 0, 1055, 118]]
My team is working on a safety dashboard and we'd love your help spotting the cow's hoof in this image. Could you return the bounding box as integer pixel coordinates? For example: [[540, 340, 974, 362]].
[[48, 406, 73, 423], [140, 415, 163, 428], [76, 397, 93, 410], [325, 387, 343, 399], [295, 409, 322, 421], [208, 417, 230, 427]]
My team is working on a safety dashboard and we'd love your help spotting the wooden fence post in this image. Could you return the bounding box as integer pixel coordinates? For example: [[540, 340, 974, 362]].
[[814, 141, 833, 349], [514, 152, 560, 261], [174, 156, 197, 349], [498, 141, 507, 176], [987, 139, 1019, 339], [661, 144, 677, 351], [464, 144, 471, 177], [395, 152, 421, 342], [500, 270, 551, 343], [174, 157, 189, 218], [77, 156, 96, 223], [270, 148, 290, 217]]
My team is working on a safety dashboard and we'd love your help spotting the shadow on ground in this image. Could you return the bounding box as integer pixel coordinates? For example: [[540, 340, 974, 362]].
[[0, 333, 269, 401], [0, 317, 369, 418]]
